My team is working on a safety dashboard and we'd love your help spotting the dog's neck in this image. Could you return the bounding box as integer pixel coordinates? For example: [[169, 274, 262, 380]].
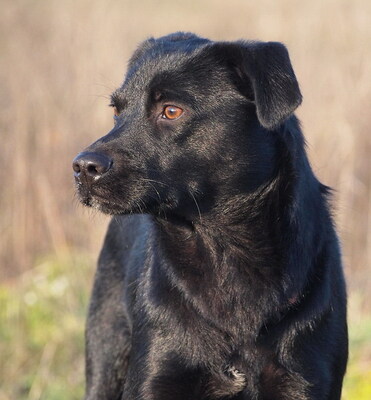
[[154, 123, 331, 329], [155, 175, 284, 273]]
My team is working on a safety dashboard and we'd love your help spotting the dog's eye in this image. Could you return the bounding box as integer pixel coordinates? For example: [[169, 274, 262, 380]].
[[162, 105, 183, 120], [113, 106, 120, 117], [109, 103, 121, 118]]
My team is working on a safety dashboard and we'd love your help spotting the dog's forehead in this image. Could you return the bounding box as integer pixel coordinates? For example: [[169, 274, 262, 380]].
[[130, 33, 210, 71], [120, 36, 212, 94]]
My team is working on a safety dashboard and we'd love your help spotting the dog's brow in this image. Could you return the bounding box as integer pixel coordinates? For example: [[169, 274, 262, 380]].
[[110, 91, 127, 109], [153, 90, 163, 101], [151, 87, 196, 107]]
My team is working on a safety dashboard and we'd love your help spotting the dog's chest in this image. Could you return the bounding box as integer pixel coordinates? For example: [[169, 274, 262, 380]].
[[142, 248, 280, 357]]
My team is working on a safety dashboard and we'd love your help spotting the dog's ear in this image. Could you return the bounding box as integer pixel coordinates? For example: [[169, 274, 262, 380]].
[[212, 41, 302, 130]]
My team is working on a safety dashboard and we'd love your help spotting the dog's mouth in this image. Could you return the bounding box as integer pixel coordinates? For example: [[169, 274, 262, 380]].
[[76, 187, 128, 215], [74, 179, 122, 213], [88, 196, 130, 215], [72, 152, 193, 217], [73, 165, 201, 219], [75, 180, 162, 216], [78, 192, 139, 215]]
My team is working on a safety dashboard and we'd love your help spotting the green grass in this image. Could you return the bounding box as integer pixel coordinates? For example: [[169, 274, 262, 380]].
[[0, 254, 370, 399], [342, 295, 371, 400], [0, 253, 93, 400]]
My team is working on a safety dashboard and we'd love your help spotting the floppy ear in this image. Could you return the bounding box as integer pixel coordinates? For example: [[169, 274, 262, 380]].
[[212, 41, 302, 130]]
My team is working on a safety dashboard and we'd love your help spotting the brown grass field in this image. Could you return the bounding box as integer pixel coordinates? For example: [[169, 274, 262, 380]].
[[0, 0, 370, 398]]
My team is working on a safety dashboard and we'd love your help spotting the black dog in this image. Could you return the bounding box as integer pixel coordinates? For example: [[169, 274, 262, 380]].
[[73, 33, 348, 400]]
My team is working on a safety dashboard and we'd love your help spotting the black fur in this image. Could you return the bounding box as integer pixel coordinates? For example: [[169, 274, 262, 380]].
[[73, 32, 348, 400]]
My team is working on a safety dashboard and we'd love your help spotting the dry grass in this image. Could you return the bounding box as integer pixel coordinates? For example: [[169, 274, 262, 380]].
[[1, 0, 370, 292], [0, 0, 370, 397]]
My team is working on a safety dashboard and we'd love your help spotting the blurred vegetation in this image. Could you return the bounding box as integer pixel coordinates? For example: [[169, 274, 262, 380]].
[[0, 254, 93, 400], [0, 0, 370, 398], [0, 254, 370, 399]]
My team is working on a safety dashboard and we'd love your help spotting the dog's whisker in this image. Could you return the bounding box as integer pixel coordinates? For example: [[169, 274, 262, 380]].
[[190, 191, 202, 224], [142, 180, 162, 203]]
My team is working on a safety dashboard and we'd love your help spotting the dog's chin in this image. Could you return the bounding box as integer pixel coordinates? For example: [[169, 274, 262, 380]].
[[89, 198, 128, 215], [78, 193, 156, 216]]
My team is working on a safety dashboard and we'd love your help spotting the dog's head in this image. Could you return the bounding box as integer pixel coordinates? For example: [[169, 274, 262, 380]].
[[73, 32, 302, 218]]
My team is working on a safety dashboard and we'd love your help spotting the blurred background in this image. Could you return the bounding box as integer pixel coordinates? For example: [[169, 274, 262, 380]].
[[0, 0, 370, 398]]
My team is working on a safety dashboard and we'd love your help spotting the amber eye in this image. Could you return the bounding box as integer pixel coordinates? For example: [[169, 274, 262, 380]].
[[162, 105, 183, 120]]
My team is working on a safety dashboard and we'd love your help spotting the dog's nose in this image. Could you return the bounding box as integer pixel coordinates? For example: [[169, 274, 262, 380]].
[[73, 152, 112, 184]]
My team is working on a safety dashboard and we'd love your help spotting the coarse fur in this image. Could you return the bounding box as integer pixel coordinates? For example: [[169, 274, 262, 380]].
[[73, 32, 348, 400]]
